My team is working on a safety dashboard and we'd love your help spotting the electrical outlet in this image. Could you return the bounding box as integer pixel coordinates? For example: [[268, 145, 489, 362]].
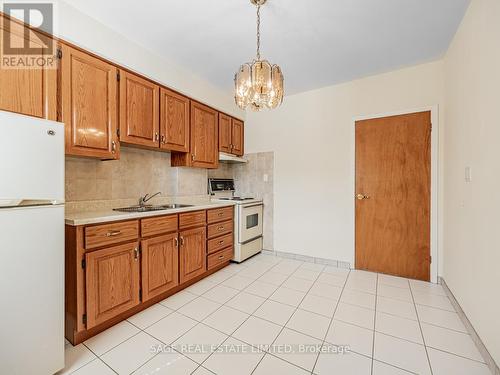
[[263, 174, 269, 182]]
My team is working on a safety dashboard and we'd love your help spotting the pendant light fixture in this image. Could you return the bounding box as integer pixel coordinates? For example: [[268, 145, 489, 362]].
[[234, 0, 284, 111]]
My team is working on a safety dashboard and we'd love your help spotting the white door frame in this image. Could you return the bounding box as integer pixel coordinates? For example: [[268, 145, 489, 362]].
[[352, 106, 439, 283]]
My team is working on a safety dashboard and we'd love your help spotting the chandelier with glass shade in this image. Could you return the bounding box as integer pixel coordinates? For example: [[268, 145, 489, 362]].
[[234, 0, 284, 111]]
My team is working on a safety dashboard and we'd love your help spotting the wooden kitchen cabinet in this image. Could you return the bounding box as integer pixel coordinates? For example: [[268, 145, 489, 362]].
[[218, 113, 232, 153], [179, 226, 207, 283], [60, 43, 119, 159], [0, 15, 57, 120], [218, 113, 244, 156], [141, 233, 179, 302], [160, 88, 190, 152], [172, 101, 218, 169], [231, 118, 244, 156], [119, 70, 159, 148], [85, 242, 140, 329]]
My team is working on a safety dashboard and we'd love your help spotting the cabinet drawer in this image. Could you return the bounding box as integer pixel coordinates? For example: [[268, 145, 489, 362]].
[[207, 206, 233, 224], [141, 215, 178, 237], [85, 221, 139, 249], [207, 233, 233, 255], [179, 210, 206, 229], [207, 247, 234, 270], [207, 220, 233, 239]]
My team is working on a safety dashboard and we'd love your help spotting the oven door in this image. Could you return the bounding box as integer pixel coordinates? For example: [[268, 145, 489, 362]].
[[238, 203, 263, 243]]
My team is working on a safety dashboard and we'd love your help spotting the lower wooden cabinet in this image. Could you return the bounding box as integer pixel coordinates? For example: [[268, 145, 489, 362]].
[[141, 233, 179, 302], [65, 207, 233, 344], [85, 242, 140, 329], [179, 226, 207, 283]]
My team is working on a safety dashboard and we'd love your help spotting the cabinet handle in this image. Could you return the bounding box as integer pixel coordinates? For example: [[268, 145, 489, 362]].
[[174, 237, 179, 248], [218, 212, 223, 217], [218, 240, 224, 245], [217, 226, 224, 231], [218, 255, 224, 260], [191, 154, 195, 161], [134, 247, 139, 260], [111, 141, 116, 153], [180, 236, 185, 246], [161, 135, 166, 144], [106, 230, 121, 237], [155, 132, 159, 141]]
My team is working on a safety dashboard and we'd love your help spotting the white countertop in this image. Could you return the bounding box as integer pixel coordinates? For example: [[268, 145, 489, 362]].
[[65, 201, 235, 226]]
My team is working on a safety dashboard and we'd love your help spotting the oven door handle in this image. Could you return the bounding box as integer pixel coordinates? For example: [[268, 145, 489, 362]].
[[241, 203, 263, 209]]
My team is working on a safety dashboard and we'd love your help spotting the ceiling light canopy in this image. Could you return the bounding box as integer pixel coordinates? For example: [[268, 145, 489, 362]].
[[234, 0, 284, 111]]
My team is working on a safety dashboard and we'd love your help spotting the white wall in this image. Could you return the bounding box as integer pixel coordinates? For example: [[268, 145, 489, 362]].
[[246, 61, 445, 267], [443, 0, 500, 365], [51, 1, 243, 118]]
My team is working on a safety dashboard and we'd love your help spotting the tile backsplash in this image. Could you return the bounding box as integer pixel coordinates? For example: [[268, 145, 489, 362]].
[[66, 148, 274, 251], [65, 147, 208, 202]]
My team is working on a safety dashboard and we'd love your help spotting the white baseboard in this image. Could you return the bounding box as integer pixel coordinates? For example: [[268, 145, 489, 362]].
[[439, 277, 499, 375], [261, 249, 351, 269]]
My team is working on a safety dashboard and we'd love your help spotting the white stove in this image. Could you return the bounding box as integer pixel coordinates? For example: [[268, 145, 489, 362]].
[[208, 179, 263, 262]]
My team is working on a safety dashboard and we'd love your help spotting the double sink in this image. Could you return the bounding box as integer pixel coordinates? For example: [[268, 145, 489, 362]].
[[113, 204, 193, 213]]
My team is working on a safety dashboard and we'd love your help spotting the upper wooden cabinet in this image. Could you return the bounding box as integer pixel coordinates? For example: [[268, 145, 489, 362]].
[[218, 114, 244, 156], [160, 88, 190, 152], [0, 16, 57, 120], [141, 233, 179, 302], [218, 113, 232, 154], [85, 242, 140, 329], [172, 101, 218, 169], [119, 70, 159, 148], [231, 118, 244, 156], [60, 43, 119, 159]]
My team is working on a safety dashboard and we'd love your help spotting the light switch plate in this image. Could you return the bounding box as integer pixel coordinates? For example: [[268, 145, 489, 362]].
[[465, 167, 472, 182], [263, 174, 269, 182]]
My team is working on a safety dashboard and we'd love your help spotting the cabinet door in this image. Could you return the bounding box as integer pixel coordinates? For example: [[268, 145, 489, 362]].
[[60, 44, 119, 159], [141, 233, 179, 302], [231, 119, 244, 156], [85, 242, 140, 329], [119, 70, 159, 148], [190, 102, 219, 168], [160, 88, 190, 152], [218, 113, 232, 153], [179, 226, 207, 283], [0, 16, 56, 120]]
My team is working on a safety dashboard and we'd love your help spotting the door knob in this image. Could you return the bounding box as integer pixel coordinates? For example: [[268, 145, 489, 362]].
[[356, 194, 370, 200]]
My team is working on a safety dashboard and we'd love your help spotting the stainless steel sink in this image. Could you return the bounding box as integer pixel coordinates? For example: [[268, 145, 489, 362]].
[[113, 204, 193, 213]]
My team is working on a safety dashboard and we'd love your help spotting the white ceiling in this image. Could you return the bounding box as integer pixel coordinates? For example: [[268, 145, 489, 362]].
[[64, 0, 470, 95]]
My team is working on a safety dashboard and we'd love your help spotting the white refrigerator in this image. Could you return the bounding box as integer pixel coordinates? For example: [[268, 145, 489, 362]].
[[0, 110, 65, 374]]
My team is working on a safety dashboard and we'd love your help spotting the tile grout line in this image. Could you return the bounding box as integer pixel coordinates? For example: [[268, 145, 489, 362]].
[[196, 257, 306, 374], [370, 273, 379, 375], [248, 262, 327, 375], [310, 268, 352, 375], [409, 279, 434, 375]]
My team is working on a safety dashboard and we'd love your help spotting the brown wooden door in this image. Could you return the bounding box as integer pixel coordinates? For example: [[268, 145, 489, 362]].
[[60, 43, 119, 159], [231, 119, 244, 156], [218, 113, 232, 153], [160, 88, 190, 152], [141, 233, 179, 302], [190, 102, 219, 168], [179, 226, 207, 283], [0, 16, 57, 120], [119, 70, 159, 148], [85, 242, 140, 328], [355, 111, 431, 281]]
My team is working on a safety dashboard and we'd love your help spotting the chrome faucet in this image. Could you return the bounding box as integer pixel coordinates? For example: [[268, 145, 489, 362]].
[[139, 192, 162, 207]]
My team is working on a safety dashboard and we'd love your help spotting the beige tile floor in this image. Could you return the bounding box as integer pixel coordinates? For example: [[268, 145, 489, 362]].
[[58, 253, 492, 375]]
